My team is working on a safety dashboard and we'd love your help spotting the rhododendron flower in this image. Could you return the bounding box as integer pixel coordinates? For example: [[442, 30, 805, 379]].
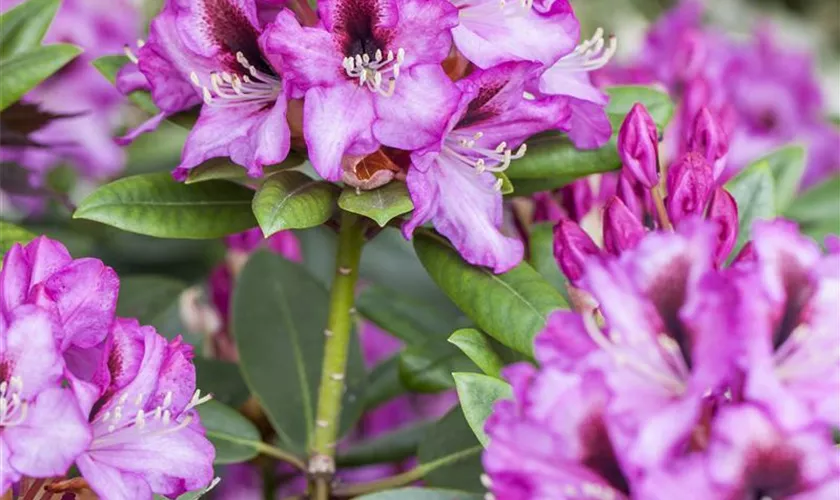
[[75, 319, 215, 500], [0, 306, 91, 494], [403, 62, 570, 272], [126, 0, 292, 180], [262, 0, 461, 181]]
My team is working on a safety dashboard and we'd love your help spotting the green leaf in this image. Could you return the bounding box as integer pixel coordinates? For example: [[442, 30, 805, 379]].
[[363, 356, 406, 410], [414, 231, 567, 356], [418, 407, 484, 492], [115, 275, 187, 340], [399, 340, 477, 393], [355, 488, 483, 500], [506, 135, 620, 180], [232, 251, 366, 451], [758, 144, 807, 212], [528, 222, 570, 300], [196, 400, 262, 464], [252, 171, 338, 237], [195, 358, 250, 408], [337, 421, 434, 467], [357, 285, 464, 345], [605, 85, 675, 130], [726, 160, 776, 257], [154, 479, 222, 500], [447, 329, 504, 378], [510, 175, 579, 196], [785, 174, 840, 231], [453, 372, 512, 447], [92, 55, 158, 114], [0, 220, 36, 257], [495, 171, 514, 195], [338, 182, 414, 227], [0, 0, 60, 59], [74, 172, 257, 239], [0, 44, 81, 111], [184, 154, 305, 184]]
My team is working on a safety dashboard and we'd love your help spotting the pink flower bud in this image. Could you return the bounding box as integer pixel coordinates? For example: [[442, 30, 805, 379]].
[[706, 188, 739, 266], [688, 107, 729, 180], [618, 103, 660, 188], [666, 152, 714, 224], [553, 220, 600, 283], [617, 172, 650, 221], [533, 192, 564, 223], [559, 180, 594, 223], [602, 196, 646, 255], [731, 241, 756, 266]]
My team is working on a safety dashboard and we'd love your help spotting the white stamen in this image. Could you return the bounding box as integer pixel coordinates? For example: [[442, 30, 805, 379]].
[[190, 51, 282, 108], [342, 47, 406, 97], [551, 28, 618, 72]]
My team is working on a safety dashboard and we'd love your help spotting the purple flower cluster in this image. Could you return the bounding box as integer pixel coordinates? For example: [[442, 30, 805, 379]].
[[120, 0, 614, 273], [0, 237, 215, 500], [597, 0, 840, 188], [483, 218, 840, 499]]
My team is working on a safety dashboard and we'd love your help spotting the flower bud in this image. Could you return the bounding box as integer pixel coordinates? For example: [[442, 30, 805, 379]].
[[688, 107, 729, 180], [825, 235, 840, 254], [533, 192, 564, 223], [731, 241, 756, 266], [666, 152, 714, 224], [559, 180, 594, 222], [618, 103, 660, 188], [617, 172, 650, 222], [553, 219, 600, 283], [602, 196, 646, 255], [706, 188, 738, 266]]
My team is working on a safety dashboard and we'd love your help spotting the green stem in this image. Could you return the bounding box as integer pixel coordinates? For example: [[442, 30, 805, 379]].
[[332, 446, 482, 497], [310, 211, 366, 496], [253, 441, 307, 471]]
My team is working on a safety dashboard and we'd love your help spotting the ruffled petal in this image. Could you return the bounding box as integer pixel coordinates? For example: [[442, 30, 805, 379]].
[[389, 0, 458, 66], [76, 454, 153, 500], [4, 305, 64, 399]]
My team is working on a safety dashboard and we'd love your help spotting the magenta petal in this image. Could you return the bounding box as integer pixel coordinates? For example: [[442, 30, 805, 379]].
[[116, 112, 167, 146], [4, 305, 64, 398], [5, 387, 91, 478], [303, 84, 377, 181], [76, 454, 154, 500], [388, 0, 458, 66], [0, 244, 31, 319], [562, 97, 613, 150]]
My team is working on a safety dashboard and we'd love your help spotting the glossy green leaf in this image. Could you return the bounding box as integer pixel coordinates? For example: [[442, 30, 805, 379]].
[[418, 407, 484, 492], [510, 175, 579, 196], [785, 174, 840, 231], [196, 400, 261, 464], [337, 421, 434, 466], [252, 171, 338, 237], [356, 488, 483, 500], [92, 55, 158, 115], [0, 0, 60, 59], [605, 85, 675, 129], [0, 44, 81, 111], [74, 172, 257, 239], [726, 160, 776, 257], [414, 231, 567, 356], [399, 340, 477, 393], [184, 154, 305, 184], [232, 251, 366, 451], [448, 329, 504, 378], [338, 182, 414, 227], [115, 275, 187, 340], [194, 358, 250, 408], [528, 222, 569, 300], [759, 144, 807, 212], [453, 372, 512, 447], [505, 135, 620, 180], [0, 220, 36, 257], [357, 285, 464, 345]]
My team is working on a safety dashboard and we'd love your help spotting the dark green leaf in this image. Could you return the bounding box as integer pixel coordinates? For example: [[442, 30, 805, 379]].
[[510, 175, 579, 196], [355, 488, 483, 500], [195, 358, 250, 408], [399, 340, 477, 393], [0, 0, 60, 59], [115, 275, 187, 340], [337, 421, 434, 467], [785, 174, 840, 231], [726, 160, 776, 257], [759, 144, 807, 212], [414, 231, 567, 356], [92, 55, 158, 114], [74, 173, 257, 239], [363, 356, 407, 410], [252, 171, 338, 236], [338, 182, 414, 227], [447, 329, 504, 378], [528, 222, 570, 301], [418, 407, 484, 492], [232, 251, 366, 451], [453, 372, 512, 447], [0, 44, 81, 111], [185, 154, 305, 184], [605, 85, 675, 130], [0, 220, 36, 257], [357, 285, 464, 345], [197, 400, 261, 464]]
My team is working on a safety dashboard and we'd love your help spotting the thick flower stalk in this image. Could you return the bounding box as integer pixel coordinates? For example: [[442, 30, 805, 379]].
[[0, 237, 215, 500], [483, 219, 840, 499]]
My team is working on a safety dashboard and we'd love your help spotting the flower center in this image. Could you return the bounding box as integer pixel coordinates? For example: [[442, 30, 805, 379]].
[[343, 48, 405, 97], [443, 131, 526, 190], [551, 28, 617, 72], [190, 51, 281, 108], [91, 389, 212, 448], [0, 376, 28, 427]]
